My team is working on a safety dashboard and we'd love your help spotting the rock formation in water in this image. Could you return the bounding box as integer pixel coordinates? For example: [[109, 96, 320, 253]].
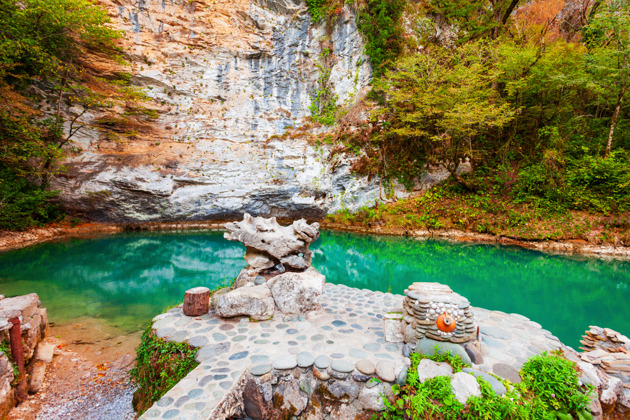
[[224, 213, 319, 270], [216, 214, 324, 320], [47, 0, 463, 222]]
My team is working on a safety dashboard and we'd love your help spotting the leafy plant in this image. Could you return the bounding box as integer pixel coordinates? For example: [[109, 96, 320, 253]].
[[379, 349, 593, 420], [0, 340, 19, 384], [131, 325, 199, 415], [520, 351, 593, 414]]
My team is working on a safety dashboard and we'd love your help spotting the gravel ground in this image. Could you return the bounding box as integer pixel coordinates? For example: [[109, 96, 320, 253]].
[[8, 338, 137, 420]]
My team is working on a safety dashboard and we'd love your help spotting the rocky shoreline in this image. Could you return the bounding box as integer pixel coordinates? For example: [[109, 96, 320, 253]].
[[320, 222, 630, 259], [2, 221, 629, 259]]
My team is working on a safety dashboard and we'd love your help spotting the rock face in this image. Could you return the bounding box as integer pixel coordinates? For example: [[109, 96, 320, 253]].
[[50, 0, 383, 222], [48, 0, 467, 222], [216, 215, 324, 318]]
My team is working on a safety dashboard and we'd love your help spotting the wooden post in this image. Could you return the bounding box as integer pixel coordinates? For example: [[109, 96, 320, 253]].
[[8, 317, 27, 402], [183, 287, 210, 316]]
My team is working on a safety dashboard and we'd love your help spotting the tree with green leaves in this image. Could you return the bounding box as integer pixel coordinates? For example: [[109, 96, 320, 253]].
[[373, 42, 514, 189], [0, 0, 121, 229], [583, 0, 630, 155]]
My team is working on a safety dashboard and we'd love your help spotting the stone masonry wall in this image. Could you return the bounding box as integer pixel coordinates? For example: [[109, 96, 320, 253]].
[[0, 293, 50, 418]]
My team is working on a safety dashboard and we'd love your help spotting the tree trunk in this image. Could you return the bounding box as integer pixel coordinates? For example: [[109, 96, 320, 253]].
[[183, 287, 210, 316], [606, 98, 622, 156]]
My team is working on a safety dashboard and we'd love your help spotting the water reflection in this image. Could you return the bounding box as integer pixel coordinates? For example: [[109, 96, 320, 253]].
[[312, 232, 630, 349], [0, 230, 628, 348], [0, 231, 245, 333]]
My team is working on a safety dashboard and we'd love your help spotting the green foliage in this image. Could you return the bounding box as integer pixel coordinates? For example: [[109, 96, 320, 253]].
[[514, 151, 630, 213], [0, 0, 121, 79], [520, 351, 593, 414], [380, 349, 593, 420], [0, 168, 61, 230], [0, 0, 122, 230], [306, 0, 329, 22], [309, 49, 339, 126], [413, 347, 470, 373], [131, 324, 199, 415], [0, 340, 19, 383], [369, 41, 514, 183], [357, 0, 407, 77]]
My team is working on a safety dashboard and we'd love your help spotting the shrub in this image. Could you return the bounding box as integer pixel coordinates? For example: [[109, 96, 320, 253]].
[[0, 169, 61, 231], [131, 324, 199, 415], [380, 349, 593, 420]]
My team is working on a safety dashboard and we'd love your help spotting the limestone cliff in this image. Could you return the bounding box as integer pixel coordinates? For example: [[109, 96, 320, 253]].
[[52, 0, 454, 222], [48, 0, 376, 222]]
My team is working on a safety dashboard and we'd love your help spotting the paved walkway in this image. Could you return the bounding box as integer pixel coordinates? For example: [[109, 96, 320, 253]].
[[140, 283, 564, 419]]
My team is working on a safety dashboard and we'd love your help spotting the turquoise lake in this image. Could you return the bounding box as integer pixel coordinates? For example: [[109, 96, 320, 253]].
[[0, 230, 628, 349]]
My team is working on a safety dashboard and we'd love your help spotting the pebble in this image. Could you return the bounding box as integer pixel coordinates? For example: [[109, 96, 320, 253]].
[[331, 359, 354, 373], [250, 364, 272, 376], [297, 352, 315, 368], [273, 355, 297, 370], [314, 355, 330, 369], [355, 359, 375, 375], [376, 360, 396, 382]]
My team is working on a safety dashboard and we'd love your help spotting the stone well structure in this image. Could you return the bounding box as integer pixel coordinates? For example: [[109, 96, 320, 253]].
[[215, 214, 325, 321], [402, 282, 476, 344]]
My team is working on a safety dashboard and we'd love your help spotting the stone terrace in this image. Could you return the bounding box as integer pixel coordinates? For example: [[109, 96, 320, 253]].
[[139, 283, 565, 419]]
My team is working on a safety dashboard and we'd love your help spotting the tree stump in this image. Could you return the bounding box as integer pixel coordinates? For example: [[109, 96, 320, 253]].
[[183, 287, 210, 316]]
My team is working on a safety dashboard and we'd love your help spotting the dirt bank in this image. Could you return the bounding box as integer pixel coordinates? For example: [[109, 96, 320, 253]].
[[320, 222, 630, 259]]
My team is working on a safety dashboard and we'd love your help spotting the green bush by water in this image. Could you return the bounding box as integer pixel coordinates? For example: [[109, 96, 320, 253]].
[[380, 350, 593, 420], [0, 168, 62, 230], [131, 324, 199, 415]]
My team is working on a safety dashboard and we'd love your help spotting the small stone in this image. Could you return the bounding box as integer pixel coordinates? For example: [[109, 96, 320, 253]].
[[229, 351, 249, 360], [273, 355, 297, 370], [156, 397, 174, 407], [162, 409, 180, 419], [402, 343, 411, 358], [359, 383, 385, 411], [376, 360, 396, 382], [331, 359, 354, 373], [366, 378, 380, 389], [451, 372, 481, 404], [349, 348, 367, 359], [313, 367, 329, 380], [417, 359, 453, 383], [462, 368, 506, 396], [188, 388, 204, 398], [327, 380, 359, 402], [188, 335, 209, 347], [353, 373, 371, 382], [355, 359, 375, 375], [250, 364, 272, 376], [395, 367, 408, 386], [314, 355, 330, 369], [363, 343, 380, 352], [492, 363, 521, 383], [297, 352, 314, 368]]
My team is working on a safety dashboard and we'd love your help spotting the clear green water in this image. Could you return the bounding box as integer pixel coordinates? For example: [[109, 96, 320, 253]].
[[0, 230, 628, 349]]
